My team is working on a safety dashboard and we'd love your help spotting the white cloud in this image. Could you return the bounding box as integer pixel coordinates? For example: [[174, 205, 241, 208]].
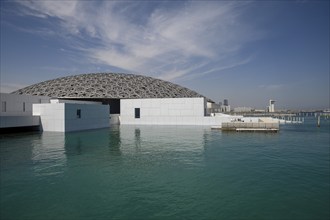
[[15, 1, 260, 82], [178, 56, 254, 81], [18, 0, 78, 19]]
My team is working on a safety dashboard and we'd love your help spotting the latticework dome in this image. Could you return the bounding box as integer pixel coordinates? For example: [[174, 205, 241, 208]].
[[12, 73, 208, 100]]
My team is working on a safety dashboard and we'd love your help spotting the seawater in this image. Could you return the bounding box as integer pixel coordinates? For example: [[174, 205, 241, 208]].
[[1, 118, 329, 220]]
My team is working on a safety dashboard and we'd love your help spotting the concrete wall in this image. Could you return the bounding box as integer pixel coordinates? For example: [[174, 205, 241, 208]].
[[0, 116, 40, 128], [33, 103, 109, 132], [121, 97, 204, 125], [0, 93, 50, 116], [110, 114, 120, 125], [33, 103, 65, 132], [0, 93, 50, 128], [120, 97, 239, 126]]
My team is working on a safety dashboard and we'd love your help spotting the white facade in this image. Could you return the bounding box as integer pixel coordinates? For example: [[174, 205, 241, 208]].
[[0, 93, 50, 128], [1, 93, 249, 130], [120, 97, 240, 126], [0, 116, 40, 128], [0, 93, 50, 116], [33, 101, 109, 132]]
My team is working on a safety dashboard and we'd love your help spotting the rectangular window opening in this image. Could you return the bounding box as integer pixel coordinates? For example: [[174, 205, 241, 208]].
[[23, 102, 26, 112], [1, 101, 6, 112], [135, 108, 140, 119], [77, 109, 81, 118]]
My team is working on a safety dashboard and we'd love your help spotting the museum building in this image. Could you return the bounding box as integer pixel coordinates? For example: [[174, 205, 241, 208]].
[[1, 73, 239, 132]]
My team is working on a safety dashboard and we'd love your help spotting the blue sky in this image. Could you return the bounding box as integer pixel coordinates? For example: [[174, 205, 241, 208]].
[[0, 0, 329, 110]]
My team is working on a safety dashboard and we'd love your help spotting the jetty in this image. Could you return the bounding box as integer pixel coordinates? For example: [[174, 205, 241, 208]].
[[212, 122, 279, 133]]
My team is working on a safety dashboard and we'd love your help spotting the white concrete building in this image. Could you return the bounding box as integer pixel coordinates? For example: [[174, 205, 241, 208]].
[[1, 93, 109, 132], [120, 97, 241, 126], [33, 99, 110, 132], [5, 73, 270, 131], [1, 93, 50, 116], [0, 93, 50, 129]]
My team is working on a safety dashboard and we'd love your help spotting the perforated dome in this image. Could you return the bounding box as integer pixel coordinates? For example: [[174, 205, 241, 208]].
[[12, 73, 207, 99]]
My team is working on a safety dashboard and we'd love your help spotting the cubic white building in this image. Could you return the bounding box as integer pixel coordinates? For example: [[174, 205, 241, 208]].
[[0, 93, 110, 132], [0, 93, 50, 116], [33, 99, 109, 132], [0, 93, 50, 130], [120, 97, 238, 125]]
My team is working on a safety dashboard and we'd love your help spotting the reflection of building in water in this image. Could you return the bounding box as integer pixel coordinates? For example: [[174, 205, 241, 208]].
[[0, 133, 38, 170], [64, 129, 119, 156], [31, 132, 67, 176], [134, 128, 141, 148], [119, 125, 209, 154], [29, 129, 122, 176]]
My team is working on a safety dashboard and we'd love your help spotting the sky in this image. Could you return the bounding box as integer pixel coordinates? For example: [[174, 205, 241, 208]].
[[0, 0, 329, 110]]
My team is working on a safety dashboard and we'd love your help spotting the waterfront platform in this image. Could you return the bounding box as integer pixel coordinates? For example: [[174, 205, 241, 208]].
[[236, 128, 278, 132], [212, 122, 279, 132]]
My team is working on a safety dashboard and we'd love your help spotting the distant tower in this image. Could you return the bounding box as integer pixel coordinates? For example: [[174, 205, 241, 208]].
[[221, 99, 230, 112], [269, 100, 275, 112]]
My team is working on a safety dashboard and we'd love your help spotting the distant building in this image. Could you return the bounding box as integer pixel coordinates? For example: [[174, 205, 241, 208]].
[[207, 99, 231, 113], [255, 109, 266, 113], [221, 105, 231, 112], [222, 99, 230, 112], [234, 107, 254, 113], [268, 100, 275, 112]]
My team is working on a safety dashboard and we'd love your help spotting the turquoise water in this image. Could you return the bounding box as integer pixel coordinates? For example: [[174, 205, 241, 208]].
[[1, 119, 329, 220]]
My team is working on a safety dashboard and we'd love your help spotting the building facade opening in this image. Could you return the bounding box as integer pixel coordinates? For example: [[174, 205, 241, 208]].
[[135, 108, 140, 119], [77, 109, 81, 118]]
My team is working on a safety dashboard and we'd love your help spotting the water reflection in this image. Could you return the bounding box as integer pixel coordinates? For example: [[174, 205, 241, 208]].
[[1, 126, 211, 177], [3, 124, 328, 220], [0, 132, 40, 171], [61, 126, 210, 168], [116, 125, 211, 168], [107, 125, 122, 156], [32, 132, 67, 177], [119, 125, 209, 151], [64, 129, 113, 156], [134, 128, 141, 149]]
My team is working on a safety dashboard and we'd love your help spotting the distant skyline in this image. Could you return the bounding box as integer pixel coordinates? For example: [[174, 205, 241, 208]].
[[1, 0, 329, 110]]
